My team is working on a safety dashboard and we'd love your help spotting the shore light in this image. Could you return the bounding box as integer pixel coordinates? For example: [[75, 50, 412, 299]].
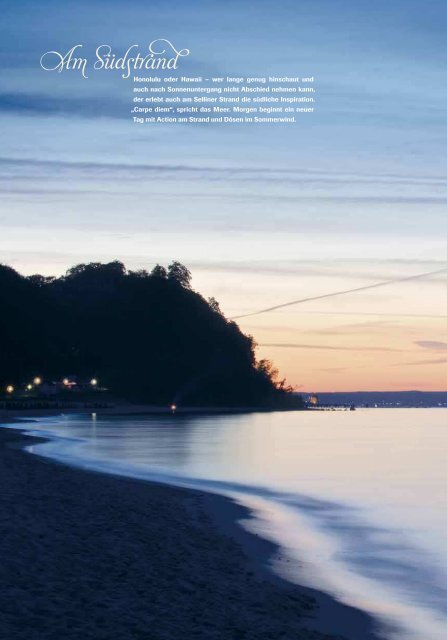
[[62, 378, 70, 386], [33, 377, 42, 385], [171, 404, 177, 413], [90, 378, 98, 386], [26, 384, 33, 391], [6, 385, 14, 394]]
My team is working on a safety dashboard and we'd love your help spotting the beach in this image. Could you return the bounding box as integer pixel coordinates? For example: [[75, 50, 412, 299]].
[[0, 423, 382, 640]]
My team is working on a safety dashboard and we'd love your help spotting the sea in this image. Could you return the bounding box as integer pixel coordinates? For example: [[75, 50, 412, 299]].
[[5, 408, 447, 640]]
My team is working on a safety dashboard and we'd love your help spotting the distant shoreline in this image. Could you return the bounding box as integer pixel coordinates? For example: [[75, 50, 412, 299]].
[[0, 402, 306, 423], [0, 419, 385, 640]]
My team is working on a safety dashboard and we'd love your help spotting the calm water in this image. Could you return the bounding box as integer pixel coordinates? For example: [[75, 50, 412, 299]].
[[7, 408, 447, 640]]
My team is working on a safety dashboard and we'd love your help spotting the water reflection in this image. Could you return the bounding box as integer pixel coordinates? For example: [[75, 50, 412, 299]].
[[9, 408, 447, 640]]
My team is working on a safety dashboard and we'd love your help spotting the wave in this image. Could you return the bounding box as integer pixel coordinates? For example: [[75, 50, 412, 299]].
[[4, 417, 447, 640]]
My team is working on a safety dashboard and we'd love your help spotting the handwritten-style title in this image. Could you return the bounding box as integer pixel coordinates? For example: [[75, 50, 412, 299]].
[[40, 40, 190, 79]]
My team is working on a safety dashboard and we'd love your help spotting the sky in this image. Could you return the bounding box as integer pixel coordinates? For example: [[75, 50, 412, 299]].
[[1, 0, 447, 391]]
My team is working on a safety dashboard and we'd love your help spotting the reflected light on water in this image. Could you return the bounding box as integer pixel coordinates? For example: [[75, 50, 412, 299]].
[[8, 408, 447, 640]]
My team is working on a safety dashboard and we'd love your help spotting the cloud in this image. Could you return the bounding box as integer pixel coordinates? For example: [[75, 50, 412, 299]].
[[259, 343, 401, 352], [396, 357, 447, 367], [0, 93, 127, 119], [308, 320, 392, 336], [284, 310, 447, 320], [191, 260, 447, 283], [415, 340, 447, 351], [0, 156, 446, 190]]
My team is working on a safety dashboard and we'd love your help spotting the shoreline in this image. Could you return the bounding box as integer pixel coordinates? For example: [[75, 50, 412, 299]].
[[0, 419, 386, 640], [0, 402, 306, 420]]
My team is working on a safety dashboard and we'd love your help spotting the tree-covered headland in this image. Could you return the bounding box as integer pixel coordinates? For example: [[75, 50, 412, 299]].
[[0, 261, 302, 408]]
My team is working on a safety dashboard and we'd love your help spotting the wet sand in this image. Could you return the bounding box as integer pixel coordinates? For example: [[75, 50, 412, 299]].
[[0, 425, 385, 640]]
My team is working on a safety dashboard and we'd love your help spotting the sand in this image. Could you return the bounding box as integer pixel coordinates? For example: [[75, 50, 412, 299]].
[[0, 425, 385, 640]]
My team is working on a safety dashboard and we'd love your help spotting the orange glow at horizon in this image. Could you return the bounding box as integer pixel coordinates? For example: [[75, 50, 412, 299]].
[[194, 262, 447, 392], [9, 257, 447, 393]]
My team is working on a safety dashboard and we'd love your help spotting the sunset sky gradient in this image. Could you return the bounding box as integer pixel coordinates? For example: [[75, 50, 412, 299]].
[[1, 0, 446, 391]]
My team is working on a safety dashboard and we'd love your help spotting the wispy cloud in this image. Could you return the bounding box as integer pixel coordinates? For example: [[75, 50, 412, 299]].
[[0, 93, 127, 119], [259, 343, 401, 352], [415, 340, 447, 351], [279, 311, 447, 320], [395, 357, 447, 367], [192, 260, 447, 283], [0, 157, 445, 189], [307, 321, 392, 336]]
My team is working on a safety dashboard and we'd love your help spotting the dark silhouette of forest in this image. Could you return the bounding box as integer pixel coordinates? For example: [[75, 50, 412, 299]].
[[0, 261, 302, 407]]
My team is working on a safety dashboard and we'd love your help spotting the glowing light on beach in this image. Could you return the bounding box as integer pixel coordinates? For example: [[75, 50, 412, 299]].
[[171, 404, 177, 412], [6, 385, 14, 394], [33, 377, 42, 385], [26, 384, 33, 391], [90, 378, 98, 386], [62, 378, 70, 386]]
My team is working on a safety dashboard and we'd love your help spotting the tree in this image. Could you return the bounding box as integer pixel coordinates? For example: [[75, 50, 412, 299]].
[[65, 261, 126, 280], [151, 264, 167, 279], [208, 297, 222, 314], [0, 260, 300, 407], [167, 261, 191, 288], [27, 275, 55, 287]]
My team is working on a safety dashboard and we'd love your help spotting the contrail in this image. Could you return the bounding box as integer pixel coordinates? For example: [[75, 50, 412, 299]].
[[230, 267, 447, 320]]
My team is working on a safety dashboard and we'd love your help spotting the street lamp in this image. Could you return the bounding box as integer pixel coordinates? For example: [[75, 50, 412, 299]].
[[33, 377, 42, 385], [90, 378, 98, 387], [6, 385, 14, 394], [26, 384, 33, 391]]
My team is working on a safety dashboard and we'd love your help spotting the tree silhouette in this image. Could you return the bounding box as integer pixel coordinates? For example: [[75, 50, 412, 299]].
[[208, 297, 222, 314], [167, 261, 191, 288], [151, 264, 167, 279], [0, 261, 301, 408]]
